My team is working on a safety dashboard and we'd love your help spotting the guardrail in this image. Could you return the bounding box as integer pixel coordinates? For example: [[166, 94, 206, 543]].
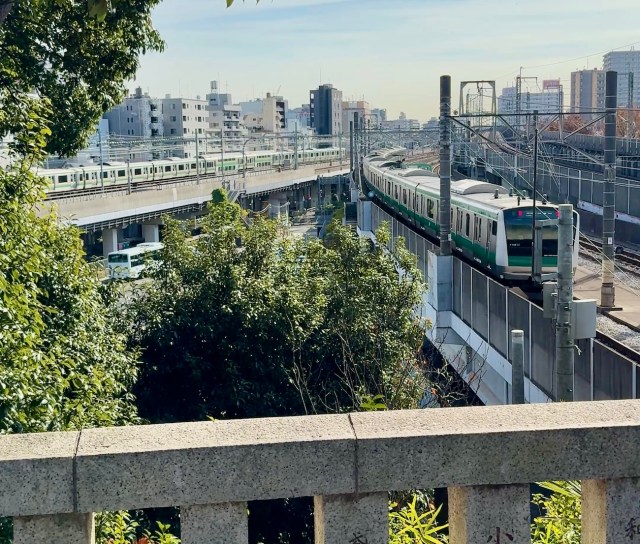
[[2, 400, 639, 543]]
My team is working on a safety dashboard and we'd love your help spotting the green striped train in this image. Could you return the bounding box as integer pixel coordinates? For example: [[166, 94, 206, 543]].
[[362, 148, 580, 283], [40, 147, 345, 192]]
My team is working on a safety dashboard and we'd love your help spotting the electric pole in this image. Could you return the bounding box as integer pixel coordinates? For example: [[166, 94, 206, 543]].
[[439, 75, 452, 256], [556, 204, 574, 402], [601, 71, 617, 308], [531, 110, 539, 281]]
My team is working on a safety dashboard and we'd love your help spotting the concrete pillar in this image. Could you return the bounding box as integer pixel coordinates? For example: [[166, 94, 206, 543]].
[[448, 484, 530, 544], [583, 478, 640, 543], [142, 223, 160, 243], [181, 502, 248, 544], [314, 492, 387, 544], [102, 228, 119, 257], [14, 513, 95, 544]]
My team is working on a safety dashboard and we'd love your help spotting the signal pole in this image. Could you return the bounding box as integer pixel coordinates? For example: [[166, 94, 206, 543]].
[[601, 71, 617, 308], [439, 75, 452, 256]]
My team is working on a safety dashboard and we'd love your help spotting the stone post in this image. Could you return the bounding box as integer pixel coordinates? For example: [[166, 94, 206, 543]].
[[583, 478, 640, 543], [13, 513, 95, 544], [314, 493, 388, 544], [181, 502, 248, 544], [448, 484, 530, 544]]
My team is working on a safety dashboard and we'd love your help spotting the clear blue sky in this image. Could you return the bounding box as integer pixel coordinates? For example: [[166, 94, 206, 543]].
[[131, 0, 640, 121]]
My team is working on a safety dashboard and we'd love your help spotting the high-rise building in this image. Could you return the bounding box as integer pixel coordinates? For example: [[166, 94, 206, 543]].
[[206, 80, 247, 145], [602, 50, 640, 108], [104, 87, 164, 140], [161, 96, 209, 158], [342, 100, 371, 134], [498, 84, 563, 116], [310, 84, 343, 136], [570, 69, 606, 119]]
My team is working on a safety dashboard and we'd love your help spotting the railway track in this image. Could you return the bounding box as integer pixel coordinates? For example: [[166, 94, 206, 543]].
[[580, 235, 640, 276]]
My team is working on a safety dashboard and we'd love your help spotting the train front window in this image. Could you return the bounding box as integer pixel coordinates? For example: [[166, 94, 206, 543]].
[[503, 208, 558, 257]]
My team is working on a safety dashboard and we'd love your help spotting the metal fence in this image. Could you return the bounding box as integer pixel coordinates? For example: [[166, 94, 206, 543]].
[[361, 201, 638, 402]]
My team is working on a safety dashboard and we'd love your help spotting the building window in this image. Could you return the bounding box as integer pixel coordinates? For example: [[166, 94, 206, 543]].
[[170, 129, 176, 135], [183, 128, 188, 134], [183, 103, 187, 109], [183, 115, 187, 121]]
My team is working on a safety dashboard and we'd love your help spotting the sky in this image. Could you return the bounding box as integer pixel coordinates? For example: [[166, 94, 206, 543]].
[[131, 0, 640, 121]]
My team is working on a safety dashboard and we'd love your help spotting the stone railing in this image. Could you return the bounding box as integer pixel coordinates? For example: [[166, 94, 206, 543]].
[[2, 400, 640, 543]]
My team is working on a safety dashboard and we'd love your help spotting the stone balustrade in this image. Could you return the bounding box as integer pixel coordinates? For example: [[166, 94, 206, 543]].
[[2, 400, 640, 543]]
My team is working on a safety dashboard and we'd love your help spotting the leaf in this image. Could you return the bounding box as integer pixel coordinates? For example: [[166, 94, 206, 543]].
[[87, 0, 109, 21]]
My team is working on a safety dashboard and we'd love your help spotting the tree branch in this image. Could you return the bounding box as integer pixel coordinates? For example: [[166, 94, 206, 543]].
[[0, 0, 13, 25]]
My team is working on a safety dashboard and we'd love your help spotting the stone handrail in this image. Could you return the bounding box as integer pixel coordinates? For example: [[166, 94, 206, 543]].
[[3, 400, 639, 543]]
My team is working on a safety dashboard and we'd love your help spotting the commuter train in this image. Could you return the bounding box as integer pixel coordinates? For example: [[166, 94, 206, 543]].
[[362, 148, 580, 282], [40, 147, 345, 193]]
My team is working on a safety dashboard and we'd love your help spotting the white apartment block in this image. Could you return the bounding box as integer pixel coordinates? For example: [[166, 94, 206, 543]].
[[381, 118, 421, 130], [603, 50, 640, 108], [342, 100, 371, 134], [161, 97, 209, 158], [207, 80, 247, 146], [570, 69, 605, 119], [239, 93, 287, 134], [498, 85, 563, 116]]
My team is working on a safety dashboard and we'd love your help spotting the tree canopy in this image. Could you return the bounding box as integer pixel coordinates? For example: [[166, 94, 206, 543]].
[[0, 0, 163, 157]]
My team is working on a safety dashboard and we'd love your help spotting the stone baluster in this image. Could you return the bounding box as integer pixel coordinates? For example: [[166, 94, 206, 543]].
[[583, 478, 640, 543], [314, 492, 388, 544], [448, 484, 530, 544], [181, 502, 248, 544]]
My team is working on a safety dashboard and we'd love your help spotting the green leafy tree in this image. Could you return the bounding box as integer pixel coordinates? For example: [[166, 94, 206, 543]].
[[0, 0, 163, 156]]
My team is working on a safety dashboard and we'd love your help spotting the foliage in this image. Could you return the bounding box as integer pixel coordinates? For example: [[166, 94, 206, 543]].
[[96, 512, 180, 544], [0, 0, 163, 156], [127, 197, 427, 423], [389, 495, 448, 544], [531, 481, 581, 544]]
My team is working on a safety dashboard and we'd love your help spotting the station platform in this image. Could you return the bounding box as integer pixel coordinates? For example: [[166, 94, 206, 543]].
[[574, 266, 640, 330]]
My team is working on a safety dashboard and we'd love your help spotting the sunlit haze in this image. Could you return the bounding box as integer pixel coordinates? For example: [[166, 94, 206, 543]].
[[132, 0, 639, 121]]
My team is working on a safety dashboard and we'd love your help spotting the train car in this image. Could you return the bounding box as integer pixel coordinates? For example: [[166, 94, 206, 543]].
[[40, 146, 346, 194], [363, 148, 580, 282]]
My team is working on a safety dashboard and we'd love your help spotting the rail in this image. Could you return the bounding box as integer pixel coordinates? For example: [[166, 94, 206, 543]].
[[1, 400, 639, 543]]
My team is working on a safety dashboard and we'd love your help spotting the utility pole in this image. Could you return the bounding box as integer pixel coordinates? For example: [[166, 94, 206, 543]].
[[627, 72, 633, 138], [511, 330, 525, 404], [294, 130, 298, 170], [601, 71, 617, 308], [556, 204, 574, 402], [99, 127, 104, 192], [439, 75, 452, 256], [531, 110, 540, 281], [195, 134, 200, 184], [349, 120, 354, 172], [221, 127, 225, 189]]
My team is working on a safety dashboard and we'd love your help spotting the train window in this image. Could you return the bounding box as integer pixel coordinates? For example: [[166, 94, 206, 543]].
[[178, 165, 185, 171], [402, 189, 407, 205], [207, 162, 213, 168], [395, 185, 398, 200], [103, 172, 108, 179], [191, 164, 196, 169], [134, 168, 142, 175], [59, 175, 68, 183], [427, 199, 434, 219], [465, 214, 470, 237], [492, 221, 497, 236], [118, 170, 126, 177], [165, 166, 171, 172]]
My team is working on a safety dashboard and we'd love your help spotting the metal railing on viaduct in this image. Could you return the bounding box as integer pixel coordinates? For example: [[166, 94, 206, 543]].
[[362, 201, 637, 404], [2, 400, 640, 543]]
